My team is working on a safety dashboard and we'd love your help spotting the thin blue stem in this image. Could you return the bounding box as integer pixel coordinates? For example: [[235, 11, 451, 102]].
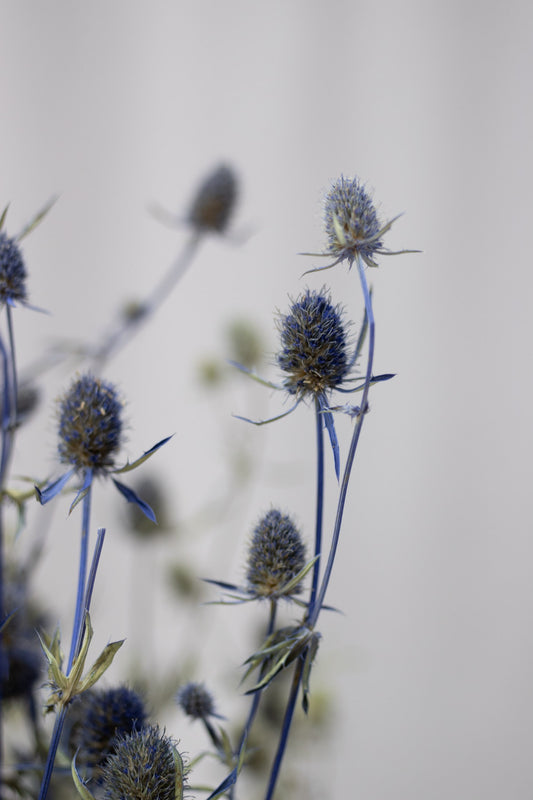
[[308, 396, 325, 619], [67, 482, 92, 671], [37, 517, 102, 800], [92, 230, 202, 368], [264, 660, 303, 800], [263, 396, 326, 799], [309, 256, 374, 629], [236, 600, 278, 755]]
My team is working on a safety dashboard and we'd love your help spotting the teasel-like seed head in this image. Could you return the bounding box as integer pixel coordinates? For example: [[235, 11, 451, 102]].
[[101, 725, 186, 800], [246, 509, 306, 598], [324, 175, 384, 266], [188, 164, 238, 233], [57, 374, 123, 474], [277, 289, 349, 400]]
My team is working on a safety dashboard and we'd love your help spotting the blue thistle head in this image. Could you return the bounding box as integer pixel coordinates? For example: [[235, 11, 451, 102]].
[[324, 176, 385, 267], [0, 232, 28, 306], [176, 682, 217, 721], [246, 509, 306, 598], [101, 725, 186, 800], [188, 164, 238, 233], [57, 375, 123, 474], [72, 686, 147, 775], [277, 289, 349, 401]]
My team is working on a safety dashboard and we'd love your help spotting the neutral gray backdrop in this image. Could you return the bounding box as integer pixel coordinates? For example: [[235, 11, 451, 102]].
[[1, 1, 532, 798]]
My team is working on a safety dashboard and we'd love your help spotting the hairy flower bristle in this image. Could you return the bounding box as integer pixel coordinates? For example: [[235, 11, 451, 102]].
[[246, 509, 306, 598], [101, 725, 185, 800], [277, 289, 349, 400], [324, 176, 384, 267], [0, 231, 27, 305], [71, 686, 147, 775], [188, 164, 238, 233], [57, 375, 123, 473], [176, 682, 216, 720]]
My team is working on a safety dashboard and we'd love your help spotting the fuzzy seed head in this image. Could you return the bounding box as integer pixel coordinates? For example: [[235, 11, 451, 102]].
[[188, 164, 238, 233], [176, 682, 216, 720], [277, 289, 349, 399], [247, 509, 306, 598], [0, 232, 27, 305], [101, 726, 184, 800], [73, 686, 147, 774], [57, 375, 123, 473], [324, 176, 383, 265]]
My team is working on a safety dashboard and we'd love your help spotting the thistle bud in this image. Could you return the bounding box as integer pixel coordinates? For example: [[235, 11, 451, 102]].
[[101, 725, 186, 800], [277, 289, 349, 400], [246, 509, 306, 598], [57, 374, 123, 473], [188, 164, 238, 233], [324, 175, 384, 266], [176, 681, 216, 721]]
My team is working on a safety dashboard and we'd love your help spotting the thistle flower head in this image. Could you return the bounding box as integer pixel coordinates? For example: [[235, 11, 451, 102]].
[[324, 175, 385, 267], [72, 686, 147, 774], [57, 374, 123, 474], [101, 725, 186, 800], [176, 681, 216, 720], [0, 231, 28, 306], [188, 164, 238, 233], [246, 509, 306, 598], [277, 289, 349, 400]]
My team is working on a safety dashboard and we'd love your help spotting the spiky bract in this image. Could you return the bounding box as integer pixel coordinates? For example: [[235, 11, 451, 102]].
[[0, 231, 27, 305], [101, 725, 184, 800], [176, 681, 216, 720], [277, 289, 349, 400], [188, 164, 238, 233], [324, 176, 384, 267], [246, 509, 306, 598], [57, 375, 122, 473]]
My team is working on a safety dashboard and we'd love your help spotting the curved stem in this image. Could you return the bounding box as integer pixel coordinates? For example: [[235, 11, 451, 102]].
[[92, 231, 202, 368], [309, 256, 374, 629], [307, 397, 325, 619]]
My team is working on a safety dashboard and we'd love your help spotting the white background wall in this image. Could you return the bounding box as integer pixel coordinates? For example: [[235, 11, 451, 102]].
[[1, 1, 533, 798]]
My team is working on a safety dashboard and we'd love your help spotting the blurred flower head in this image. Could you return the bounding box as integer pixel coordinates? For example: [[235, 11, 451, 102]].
[[188, 164, 238, 234], [70, 685, 147, 776], [176, 681, 217, 721], [0, 231, 28, 307]]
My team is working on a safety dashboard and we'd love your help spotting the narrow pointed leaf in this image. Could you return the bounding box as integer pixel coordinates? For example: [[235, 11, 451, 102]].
[[112, 479, 156, 522], [233, 398, 301, 426], [113, 435, 172, 474], [78, 639, 124, 693], [17, 196, 58, 241], [228, 360, 283, 390], [69, 469, 93, 514], [277, 554, 319, 597], [0, 204, 9, 230], [35, 469, 74, 504], [205, 768, 238, 800], [72, 753, 97, 800], [172, 746, 186, 800], [322, 409, 340, 480]]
